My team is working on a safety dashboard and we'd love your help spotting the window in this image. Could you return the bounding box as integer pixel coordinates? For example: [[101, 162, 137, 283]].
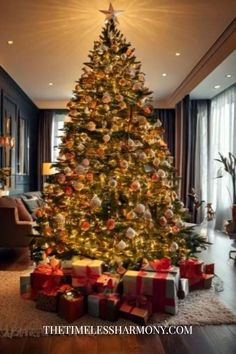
[[51, 112, 66, 162]]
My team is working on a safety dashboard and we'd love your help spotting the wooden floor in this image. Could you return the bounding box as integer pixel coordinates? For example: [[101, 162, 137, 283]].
[[0, 230, 236, 354]]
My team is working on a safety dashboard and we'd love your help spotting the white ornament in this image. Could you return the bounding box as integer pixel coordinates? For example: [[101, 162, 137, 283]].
[[78, 143, 85, 151], [116, 240, 127, 250], [120, 160, 129, 169], [168, 156, 174, 164], [64, 167, 72, 175], [144, 210, 152, 220], [165, 209, 174, 219], [135, 204, 145, 214], [90, 195, 102, 209], [157, 169, 166, 178], [82, 158, 90, 167], [161, 161, 170, 168], [170, 242, 179, 252], [126, 227, 136, 239], [154, 119, 162, 128], [86, 121, 96, 131], [139, 152, 147, 161], [55, 214, 65, 226], [153, 158, 160, 167], [76, 165, 86, 174], [103, 134, 110, 143]]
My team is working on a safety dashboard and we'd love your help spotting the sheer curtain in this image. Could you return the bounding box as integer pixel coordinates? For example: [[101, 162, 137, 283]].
[[208, 85, 236, 230]]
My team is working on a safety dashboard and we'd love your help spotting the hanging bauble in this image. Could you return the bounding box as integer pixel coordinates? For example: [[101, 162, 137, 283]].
[[72, 181, 84, 191], [115, 94, 124, 102], [168, 156, 174, 164], [130, 181, 141, 192], [172, 226, 180, 234], [165, 209, 174, 219], [135, 204, 145, 214], [144, 210, 152, 220], [157, 169, 166, 178], [162, 161, 171, 169], [169, 242, 179, 252], [64, 167, 72, 176], [82, 158, 90, 167], [55, 214, 65, 227], [126, 211, 137, 220], [133, 82, 142, 90], [102, 93, 111, 104], [159, 216, 167, 227], [126, 48, 132, 56], [89, 100, 97, 109], [120, 160, 129, 169], [90, 195, 102, 209], [126, 227, 136, 239], [108, 179, 117, 188], [138, 74, 145, 82], [64, 186, 73, 196], [116, 240, 127, 250], [154, 119, 162, 128], [143, 105, 153, 115], [106, 219, 116, 230], [121, 53, 127, 60], [139, 152, 147, 161], [153, 158, 160, 167], [57, 173, 66, 184], [172, 191, 177, 200], [103, 134, 111, 143], [65, 152, 75, 160], [151, 173, 159, 182], [78, 143, 85, 151], [86, 172, 94, 182], [104, 104, 110, 112], [86, 121, 96, 131], [80, 220, 90, 231], [119, 78, 127, 86], [97, 71, 105, 79]]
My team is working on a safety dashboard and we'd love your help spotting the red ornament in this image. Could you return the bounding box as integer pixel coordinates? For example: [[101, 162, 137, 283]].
[[80, 220, 90, 231], [64, 186, 73, 196], [143, 105, 153, 116], [86, 172, 93, 182], [151, 173, 159, 182], [106, 219, 116, 230], [58, 174, 66, 184]]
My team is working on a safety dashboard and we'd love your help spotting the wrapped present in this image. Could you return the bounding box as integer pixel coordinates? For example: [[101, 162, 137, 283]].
[[123, 294, 153, 316], [141, 257, 172, 272], [123, 270, 178, 315], [58, 290, 84, 322], [190, 274, 214, 290], [119, 303, 149, 325], [87, 293, 120, 321], [95, 273, 120, 293], [31, 263, 63, 292], [72, 259, 103, 277], [179, 258, 203, 279], [177, 278, 189, 299], [204, 263, 214, 275]]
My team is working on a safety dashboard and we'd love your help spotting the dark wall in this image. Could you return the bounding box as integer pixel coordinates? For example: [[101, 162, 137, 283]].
[[0, 66, 39, 192]]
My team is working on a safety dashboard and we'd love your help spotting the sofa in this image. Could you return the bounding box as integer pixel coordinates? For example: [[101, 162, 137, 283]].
[[0, 191, 42, 248]]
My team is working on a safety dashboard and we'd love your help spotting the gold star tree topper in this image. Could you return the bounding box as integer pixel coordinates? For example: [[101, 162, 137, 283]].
[[99, 2, 123, 24]]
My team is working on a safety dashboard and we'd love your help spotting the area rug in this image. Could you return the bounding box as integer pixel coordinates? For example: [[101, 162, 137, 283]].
[[0, 271, 236, 337]]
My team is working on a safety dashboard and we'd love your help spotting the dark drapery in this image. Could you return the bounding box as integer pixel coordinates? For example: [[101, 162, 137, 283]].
[[37, 110, 53, 190], [175, 95, 197, 207], [153, 109, 176, 156]]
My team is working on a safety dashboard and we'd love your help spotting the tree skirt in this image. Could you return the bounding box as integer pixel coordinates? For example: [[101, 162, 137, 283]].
[[1, 271, 236, 337]]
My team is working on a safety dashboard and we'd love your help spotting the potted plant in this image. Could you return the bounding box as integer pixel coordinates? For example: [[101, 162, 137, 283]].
[[215, 152, 236, 222]]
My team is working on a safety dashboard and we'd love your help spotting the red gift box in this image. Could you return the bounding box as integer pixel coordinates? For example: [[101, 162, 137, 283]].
[[119, 303, 149, 325], [142, 257, 172, 272], [204, 263, 214, 275], [190, 274, 214, 290], [179, 258, 203, 279], [31, 263, 63, 293], [99, 294, 120, 322], [58, 292, 84, 322]]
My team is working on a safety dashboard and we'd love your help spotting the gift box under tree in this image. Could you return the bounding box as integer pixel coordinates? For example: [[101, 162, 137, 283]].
[[119, 303, 149, 325], [123, 269, 179, 315], [72, 259, 103, 294], [31, 263, 64, 294], [87, 293, 120, 321], [58, 290, 84, 322]]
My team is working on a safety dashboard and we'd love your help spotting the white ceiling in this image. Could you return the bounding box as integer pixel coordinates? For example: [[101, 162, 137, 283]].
[[190, 50, 236, 99], [0, 0, 235, 108]]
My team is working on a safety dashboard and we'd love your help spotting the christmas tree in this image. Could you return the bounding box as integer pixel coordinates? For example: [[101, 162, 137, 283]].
[[34, 5, 203, 269]]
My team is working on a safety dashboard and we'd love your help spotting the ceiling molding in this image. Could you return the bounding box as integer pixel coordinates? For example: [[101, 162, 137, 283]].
[[167, 18, 236, 108], [35, 100, 68, 109]]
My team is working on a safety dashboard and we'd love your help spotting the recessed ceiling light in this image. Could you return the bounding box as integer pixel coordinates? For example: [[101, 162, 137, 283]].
[[214, 85, 221, 89], [226, 74, 232, 78], [175, 52, 181, 56], [7, 40, 14, 45], [162, 73, 167, 77], [48, 82, 53, 86]]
